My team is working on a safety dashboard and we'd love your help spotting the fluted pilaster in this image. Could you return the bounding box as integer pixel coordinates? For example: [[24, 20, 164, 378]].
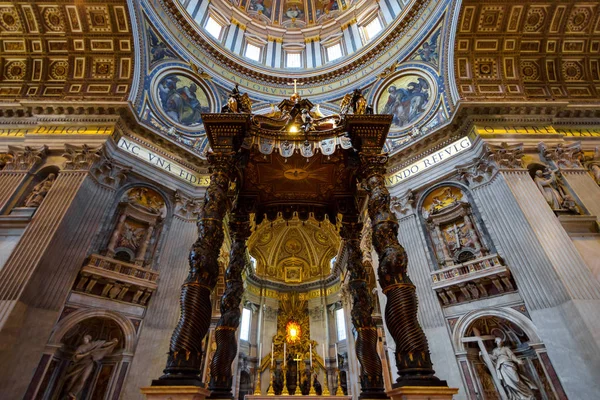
[[123, 211, 200, 400], [0, 146, 126, 399]]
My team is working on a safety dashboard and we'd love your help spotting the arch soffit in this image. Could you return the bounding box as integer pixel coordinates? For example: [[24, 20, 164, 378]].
[[48, 309, 137, 355], [452, 307, 543, 353]]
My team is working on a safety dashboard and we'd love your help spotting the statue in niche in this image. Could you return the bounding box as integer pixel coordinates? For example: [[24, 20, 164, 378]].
[[24, 173, 56, 208], [484, 337, 537, 400], [533, 168, 581, 213], [63, 335, 119, 399], [118, 223, 145, 250]]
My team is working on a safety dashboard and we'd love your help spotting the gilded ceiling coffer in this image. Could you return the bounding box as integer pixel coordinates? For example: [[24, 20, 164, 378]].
[[209, 208, 252, 398], [153, 152, 241, 386], [360, 154, 446, 387], [340, 217, 387, 398]]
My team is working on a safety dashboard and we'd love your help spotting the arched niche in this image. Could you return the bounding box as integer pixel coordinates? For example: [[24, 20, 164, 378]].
[[417, 184, 517, 306], [105, 186, 167, 265], [10, 165, 60, 214], [28, 309, 137, 400], [452, 308, 566, 400]]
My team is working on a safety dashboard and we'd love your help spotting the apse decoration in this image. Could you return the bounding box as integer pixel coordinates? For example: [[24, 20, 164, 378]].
[[376, 72, 435, 132], [157, 73, 210, 127]]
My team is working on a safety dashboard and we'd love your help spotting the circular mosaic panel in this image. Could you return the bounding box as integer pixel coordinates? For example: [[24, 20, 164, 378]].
[[375, 72, 436, 133], [154, 73, 211, 129]]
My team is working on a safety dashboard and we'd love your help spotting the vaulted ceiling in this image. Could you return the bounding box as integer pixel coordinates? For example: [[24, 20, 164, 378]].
[[454, 1, 600, 102], [0, 0, 134, 101]]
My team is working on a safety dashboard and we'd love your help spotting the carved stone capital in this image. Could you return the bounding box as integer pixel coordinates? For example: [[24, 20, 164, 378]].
[[63, 144, 102, 171], [4, 145, 48, 171], [457, 154, 495, 186], [488, 142, 524, 169], [540, 141, 584, 169], [174, 190, 202, 220], [391, 189, 415, 216], [90, 156, 130, 189]]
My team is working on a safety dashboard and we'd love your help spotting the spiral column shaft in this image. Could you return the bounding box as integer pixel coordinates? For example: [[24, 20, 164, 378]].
[[155, 154, 237, 386], [209, 212, 252, 399], [360, 154, 445, 388], [341, 219, 386, 398]]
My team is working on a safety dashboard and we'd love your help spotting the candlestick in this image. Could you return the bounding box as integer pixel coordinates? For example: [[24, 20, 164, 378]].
[[309, 343, 312, 367], [284, 343, 286, 361], [271, 343, 274, 368], [335, 369, 343, 396], [309, 366, 317, 396], [267, 369, 275, 396]]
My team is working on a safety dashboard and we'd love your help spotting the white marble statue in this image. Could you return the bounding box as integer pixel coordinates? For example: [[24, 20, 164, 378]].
[[63, 335, 119, 399], [488, 337, 537, 400], [533, 169, 564, 210]]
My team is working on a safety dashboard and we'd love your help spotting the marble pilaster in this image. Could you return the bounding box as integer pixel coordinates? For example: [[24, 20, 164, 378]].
[[394, 212, 466, 397], [0, 146, 127, 399], [123, 193, 202, 400], [464, 147, 600, 398]]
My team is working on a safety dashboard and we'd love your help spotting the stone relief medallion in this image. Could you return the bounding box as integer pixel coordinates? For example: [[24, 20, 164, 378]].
[[152, 70, 212, 131], [374, 71, 437, 134]]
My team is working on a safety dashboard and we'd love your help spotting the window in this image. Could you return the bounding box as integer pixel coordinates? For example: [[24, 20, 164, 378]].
[[245, 43, 261, 62], [326, 44, 343, 62], [335, 308, 346, 341], [287, 52, 301, 68], [363, 18, 382, 42], [240, 308, 251, 341], [204, 17, 223, 39]]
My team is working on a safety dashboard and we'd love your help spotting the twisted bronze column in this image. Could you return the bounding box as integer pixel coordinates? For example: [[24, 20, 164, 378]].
[[155, 153, 237, 386], [360, 154, 445, 387], [209, 211, 251, 399], [340, 219, 387, 399]]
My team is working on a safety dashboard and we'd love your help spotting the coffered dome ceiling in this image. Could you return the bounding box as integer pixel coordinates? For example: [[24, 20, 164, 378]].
[[248, 217, 340, 285]]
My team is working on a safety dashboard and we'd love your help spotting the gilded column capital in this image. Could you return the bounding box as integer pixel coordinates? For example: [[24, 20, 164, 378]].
[[4, 145, 48, 171], [359, 153, 388, 180], [62, 144, 103, 171], [539, 141, 584, 169]]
